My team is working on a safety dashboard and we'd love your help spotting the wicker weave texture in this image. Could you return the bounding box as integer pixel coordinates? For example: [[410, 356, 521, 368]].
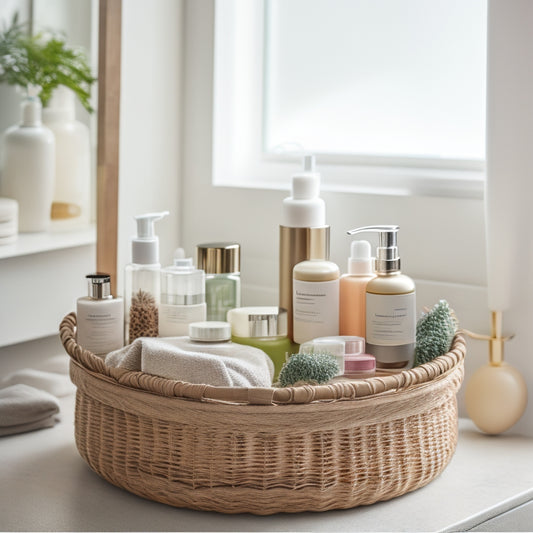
[[61, 313, 465, 514]]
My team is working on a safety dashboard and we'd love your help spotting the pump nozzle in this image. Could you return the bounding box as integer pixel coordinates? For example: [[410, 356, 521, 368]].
[[134, 211, 169, 239], [303, 154, 315, 172], [131, 211, 169, 264], [346, 225, 400, 273]]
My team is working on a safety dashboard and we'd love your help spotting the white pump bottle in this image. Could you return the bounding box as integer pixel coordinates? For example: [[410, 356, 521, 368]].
[[279, 155, 330, 341], [125, 211, 168, 343]]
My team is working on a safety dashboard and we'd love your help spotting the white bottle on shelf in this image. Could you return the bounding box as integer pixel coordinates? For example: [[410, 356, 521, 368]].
[[43, 86, 91, 226], [1, 91, 55, 232]]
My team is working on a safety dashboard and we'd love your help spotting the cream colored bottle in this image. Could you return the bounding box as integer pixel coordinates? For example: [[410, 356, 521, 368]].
[[292, 259, 340, 344], [339, 240, 375, 337], [347, 225, 416, 370]]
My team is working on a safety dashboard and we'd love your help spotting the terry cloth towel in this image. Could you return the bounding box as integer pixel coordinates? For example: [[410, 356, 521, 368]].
[[107, 337, 275, 387], [0, 384, 60, 437], [2, 368, 75, 397]]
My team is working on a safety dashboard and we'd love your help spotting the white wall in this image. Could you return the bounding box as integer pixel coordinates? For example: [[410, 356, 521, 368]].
[[181, 0, 531, 435], [117, 0, 184, 293]]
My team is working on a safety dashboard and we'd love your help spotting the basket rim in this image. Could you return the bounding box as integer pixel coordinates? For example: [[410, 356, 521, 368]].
[[60, 312, 466, 406]]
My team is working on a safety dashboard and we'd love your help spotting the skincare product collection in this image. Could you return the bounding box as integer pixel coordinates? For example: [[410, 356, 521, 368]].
[[76, 156, 452, 388]]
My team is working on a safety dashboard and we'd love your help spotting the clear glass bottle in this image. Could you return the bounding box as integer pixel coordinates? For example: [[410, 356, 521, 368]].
[[196, 242, 241, 321], [125, 211, 168, 343], [159, 257, 206, 337], [77, 274, 124, 357]]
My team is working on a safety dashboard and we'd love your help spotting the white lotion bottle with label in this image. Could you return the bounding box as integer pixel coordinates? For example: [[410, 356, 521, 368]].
[[292, 259, 340, 344], [77, 274, 124, 357], [347, 225, 416, 370]]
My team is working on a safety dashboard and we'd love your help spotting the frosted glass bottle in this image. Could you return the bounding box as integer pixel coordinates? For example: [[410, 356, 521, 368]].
[[77, 274, 124, 357], [1, 95, 55, 232], [197, 242, 241, 321], [43, 86, 90, 226], [159, 258, 207, 337]]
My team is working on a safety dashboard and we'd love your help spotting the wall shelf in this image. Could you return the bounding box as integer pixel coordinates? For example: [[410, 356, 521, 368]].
[[0, 225, 96, 260]]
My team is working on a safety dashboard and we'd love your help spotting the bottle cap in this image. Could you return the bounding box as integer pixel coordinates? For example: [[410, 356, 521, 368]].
[[196, 243, 240, 274], [348, 240, 374, 275], [347, 225, 400, 273], [189, 321, 232, 342], [86, 273, 112, 299], [313, 335, 365, 355], [281, 154, 326, 228], [227, 307, 287, 338], [131, 211, 169, 264], [344, 354, 376, 376]]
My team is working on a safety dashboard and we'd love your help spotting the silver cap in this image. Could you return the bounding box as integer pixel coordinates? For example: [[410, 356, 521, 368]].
[[86, 274, 112, 299]]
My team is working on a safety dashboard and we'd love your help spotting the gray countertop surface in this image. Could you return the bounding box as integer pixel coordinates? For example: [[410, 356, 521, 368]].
[[1, 393, 532, 532]]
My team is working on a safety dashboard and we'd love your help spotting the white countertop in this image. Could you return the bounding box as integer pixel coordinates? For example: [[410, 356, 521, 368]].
[[0, 393, 532, 532]]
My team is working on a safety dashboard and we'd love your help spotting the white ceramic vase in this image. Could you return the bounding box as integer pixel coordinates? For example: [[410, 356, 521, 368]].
[[1, 96, 55, 232]]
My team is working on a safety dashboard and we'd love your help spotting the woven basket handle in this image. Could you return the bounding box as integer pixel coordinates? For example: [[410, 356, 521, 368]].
[[60, 312, 466, 405]]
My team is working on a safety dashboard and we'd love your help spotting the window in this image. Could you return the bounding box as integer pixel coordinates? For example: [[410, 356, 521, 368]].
[[213, 0, 487, 197]]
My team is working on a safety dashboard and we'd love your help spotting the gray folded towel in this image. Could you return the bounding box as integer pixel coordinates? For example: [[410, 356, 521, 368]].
[[107, 337, 275, 387], [2, 368, 75, 397], [0, 384, 60, 437]]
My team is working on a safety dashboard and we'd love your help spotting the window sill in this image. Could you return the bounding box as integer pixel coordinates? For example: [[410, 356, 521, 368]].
[[213, 163, 485, 200], [0, 224, 96, 260]]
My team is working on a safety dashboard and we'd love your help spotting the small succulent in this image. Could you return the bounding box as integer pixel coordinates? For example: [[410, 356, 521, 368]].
[[414, 300, 458, 366], [278, 352, 339, 387]]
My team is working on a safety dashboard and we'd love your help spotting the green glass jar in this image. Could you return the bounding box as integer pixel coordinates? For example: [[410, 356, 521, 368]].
[[227, 306, 298, 381], [197, 242, 241, 321]]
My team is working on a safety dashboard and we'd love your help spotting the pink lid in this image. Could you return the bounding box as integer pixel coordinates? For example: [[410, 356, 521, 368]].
[[344, 354, 376, 372]]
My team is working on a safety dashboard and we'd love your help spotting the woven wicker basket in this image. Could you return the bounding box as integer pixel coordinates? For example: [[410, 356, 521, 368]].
[[60, 312, 465, 515]]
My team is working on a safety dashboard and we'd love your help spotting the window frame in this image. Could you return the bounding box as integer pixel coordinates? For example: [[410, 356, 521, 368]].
[[212, 0, 485, 199]]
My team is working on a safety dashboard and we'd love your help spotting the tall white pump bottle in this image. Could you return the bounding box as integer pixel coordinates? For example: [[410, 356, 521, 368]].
[[279, 155, 330, 341], [125, 211, 168, 343]]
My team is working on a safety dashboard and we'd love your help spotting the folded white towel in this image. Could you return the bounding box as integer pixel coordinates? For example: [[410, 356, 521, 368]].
[[0, 384, 60, 437], [37, 354, 71, 375], [107, 337, 274, 387], [2, 368, 75, 397]]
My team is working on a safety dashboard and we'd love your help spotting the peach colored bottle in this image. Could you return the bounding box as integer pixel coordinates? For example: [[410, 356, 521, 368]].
[[339, 240, 375, 337]]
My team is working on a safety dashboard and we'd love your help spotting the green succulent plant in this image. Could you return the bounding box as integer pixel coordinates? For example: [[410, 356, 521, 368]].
[[278, 352, 339, 387], [0, 13, 96, 112], [414, 299, 458, 366]]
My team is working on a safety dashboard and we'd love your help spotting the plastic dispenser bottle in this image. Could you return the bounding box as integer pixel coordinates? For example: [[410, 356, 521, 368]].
[[159, 257, 207, 337], [125, 211, 169, 343], [77, 274, 124, 357], [292, 258, 340, 344], [226, 306, 292, 380], [42, 86, 90, 225], [1, 90, 55, 232], [347, 225, 416, 371], [279, 155, 330, 341], [339, 240, 376, 337]]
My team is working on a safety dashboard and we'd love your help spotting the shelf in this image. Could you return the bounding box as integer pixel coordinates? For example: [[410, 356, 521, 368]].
[[0, 224, 96, 260]]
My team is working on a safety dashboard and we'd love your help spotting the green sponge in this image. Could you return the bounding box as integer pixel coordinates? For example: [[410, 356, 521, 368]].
[[414, 300, 457, 366], [278, 352, 339, 387]]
